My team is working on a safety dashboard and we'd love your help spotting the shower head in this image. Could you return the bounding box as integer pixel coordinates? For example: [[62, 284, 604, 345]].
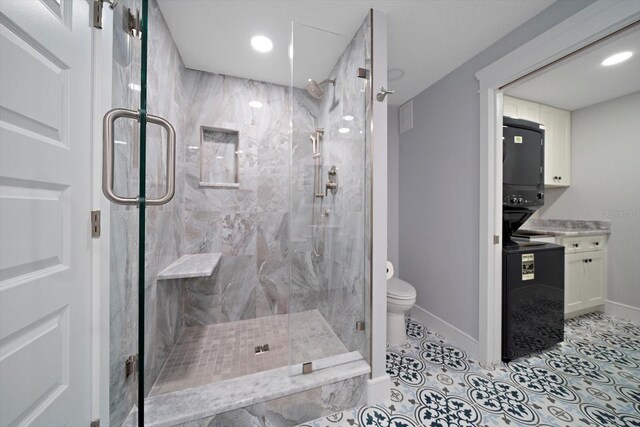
[[305, 78, 336, 99]]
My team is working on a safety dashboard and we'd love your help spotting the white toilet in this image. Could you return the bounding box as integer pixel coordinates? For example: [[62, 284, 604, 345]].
[[387, 277, 417, 345]]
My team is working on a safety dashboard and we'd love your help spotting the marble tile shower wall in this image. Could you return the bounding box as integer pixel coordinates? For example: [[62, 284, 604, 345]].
[[180, 68, 301, 326], [290, 16, 371, 359], [110, 0, 371, 424]]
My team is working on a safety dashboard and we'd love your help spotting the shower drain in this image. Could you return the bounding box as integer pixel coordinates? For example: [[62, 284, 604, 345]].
[[255, 344, 270, 355]]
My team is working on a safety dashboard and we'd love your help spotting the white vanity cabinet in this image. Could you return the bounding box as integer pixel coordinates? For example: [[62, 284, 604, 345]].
[[559, 235, 606, 316], [503, 96, 571, 188]]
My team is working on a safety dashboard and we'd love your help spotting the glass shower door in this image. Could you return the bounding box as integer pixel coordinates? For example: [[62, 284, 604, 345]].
[[107, 1, 372, 423], [289, 17, 371, 371], [105, 0, 177, 424]]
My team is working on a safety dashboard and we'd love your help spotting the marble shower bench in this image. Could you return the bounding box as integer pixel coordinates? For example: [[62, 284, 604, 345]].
[[158, 253, 222, 280]]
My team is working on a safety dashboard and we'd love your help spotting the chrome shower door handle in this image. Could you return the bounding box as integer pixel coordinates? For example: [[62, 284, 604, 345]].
[[145, 114, 176, 206], [102, 108, 140, 205], [102, 108, 176, 206]]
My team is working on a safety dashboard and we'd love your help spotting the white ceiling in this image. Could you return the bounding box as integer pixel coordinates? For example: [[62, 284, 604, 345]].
[[506, 26, 640, 111], [157, 0, 555, 106]]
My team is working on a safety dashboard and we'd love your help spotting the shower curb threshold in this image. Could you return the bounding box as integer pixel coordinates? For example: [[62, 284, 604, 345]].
[[124, 351, 369, 427]]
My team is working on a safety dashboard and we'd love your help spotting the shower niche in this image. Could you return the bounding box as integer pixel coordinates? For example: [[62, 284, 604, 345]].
[[199, 126, 240, 188]]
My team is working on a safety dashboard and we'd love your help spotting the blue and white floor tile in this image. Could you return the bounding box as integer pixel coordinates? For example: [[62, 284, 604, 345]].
[[300, 312, 640, 426]]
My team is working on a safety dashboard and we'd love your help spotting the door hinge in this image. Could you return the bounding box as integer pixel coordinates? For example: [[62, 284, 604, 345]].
[[127, 8, 142, 39], [90, 420, 100, 427], [125, 354, 139, 379], [356, 321, 366, 331], [494, 235, 500, 245], [91, 210, 101, 238], [302, 362, 313, 374], [93, 0, 117, 29]]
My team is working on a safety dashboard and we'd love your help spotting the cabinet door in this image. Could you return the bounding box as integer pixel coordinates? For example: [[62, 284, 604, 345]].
[[583, 251, 604, 307], [565, 253, 584, 314], [503, 96, 540, 123], [540, 105, 571, 187]]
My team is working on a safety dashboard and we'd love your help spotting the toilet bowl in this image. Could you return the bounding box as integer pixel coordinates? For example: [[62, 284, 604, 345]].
[[387, 277, 417, 345]]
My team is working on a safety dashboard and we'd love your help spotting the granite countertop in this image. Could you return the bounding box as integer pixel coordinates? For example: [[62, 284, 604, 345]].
[[520, 219, 611, 237]]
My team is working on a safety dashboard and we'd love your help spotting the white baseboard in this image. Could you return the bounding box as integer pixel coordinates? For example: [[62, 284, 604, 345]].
[[410, 304, 478, 359], [367, 374, 391, 405], [604, 300, 640, 323]]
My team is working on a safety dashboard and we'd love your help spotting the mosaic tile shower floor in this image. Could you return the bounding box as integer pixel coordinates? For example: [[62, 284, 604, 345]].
[[302, 312, 640, 426], [150, 309, 347, 396]]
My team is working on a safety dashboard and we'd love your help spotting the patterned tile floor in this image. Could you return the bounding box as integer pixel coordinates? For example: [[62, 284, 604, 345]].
[[302, 312, 640, 426], [150, 309, 347, 396]]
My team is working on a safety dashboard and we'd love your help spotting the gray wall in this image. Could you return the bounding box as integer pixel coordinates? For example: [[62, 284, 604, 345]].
[[535, 92, 640, 309], [387, 106, 399, 272], [397, 0, 594, 340]]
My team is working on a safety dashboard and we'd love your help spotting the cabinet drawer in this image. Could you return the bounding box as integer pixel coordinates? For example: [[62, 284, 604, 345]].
[[562, 237, 584, 253], [561, 235, 606, 253], [585, 236, 605, 251]]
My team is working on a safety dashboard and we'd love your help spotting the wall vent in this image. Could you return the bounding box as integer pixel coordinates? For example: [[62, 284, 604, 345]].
[[399, 100, 413, 134]]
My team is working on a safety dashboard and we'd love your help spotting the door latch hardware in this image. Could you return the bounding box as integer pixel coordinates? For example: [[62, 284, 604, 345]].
[[90, 420, 100, 427], [357, 67, 369, 79], [91, 210, 101, 238], [356, 321, 366, 331], [127, 8, 142, 39], [494, 235, 500, 245]]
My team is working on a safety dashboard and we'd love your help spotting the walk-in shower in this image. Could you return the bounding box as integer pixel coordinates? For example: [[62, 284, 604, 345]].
[[104, 1, 373, 425]]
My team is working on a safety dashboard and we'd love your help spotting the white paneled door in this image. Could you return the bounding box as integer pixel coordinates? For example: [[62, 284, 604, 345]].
[[0, 0, 93, 425]]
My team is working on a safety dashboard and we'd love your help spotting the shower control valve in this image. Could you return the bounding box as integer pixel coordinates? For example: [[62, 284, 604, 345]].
[[326, 166, 338, 196]]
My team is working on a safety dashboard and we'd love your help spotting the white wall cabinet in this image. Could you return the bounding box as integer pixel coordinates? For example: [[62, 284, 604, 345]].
[[503, 96, 540, 123], [540, 105, 571, 187], [503, 96, 571, 188], [558, 235, 606, 316]]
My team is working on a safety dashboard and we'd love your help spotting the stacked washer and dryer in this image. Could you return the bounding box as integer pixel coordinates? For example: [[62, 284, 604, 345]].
[[384, 117, 566, 356], [502, 116, 565, 361]]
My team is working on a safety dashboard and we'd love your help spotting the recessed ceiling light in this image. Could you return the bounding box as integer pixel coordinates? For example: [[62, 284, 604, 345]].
[[249, 100, 263, 108], [251, 35, 273, 53], [342, 115, 354, 121], [338, 127, 350, 134], [601, 51, 633, 66]]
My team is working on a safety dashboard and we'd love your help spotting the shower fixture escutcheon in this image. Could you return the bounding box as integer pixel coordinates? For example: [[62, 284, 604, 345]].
[[325, 166, 338, 196]]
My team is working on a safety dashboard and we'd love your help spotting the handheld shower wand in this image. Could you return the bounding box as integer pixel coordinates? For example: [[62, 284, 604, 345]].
[[310, 129, 324, 198]]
